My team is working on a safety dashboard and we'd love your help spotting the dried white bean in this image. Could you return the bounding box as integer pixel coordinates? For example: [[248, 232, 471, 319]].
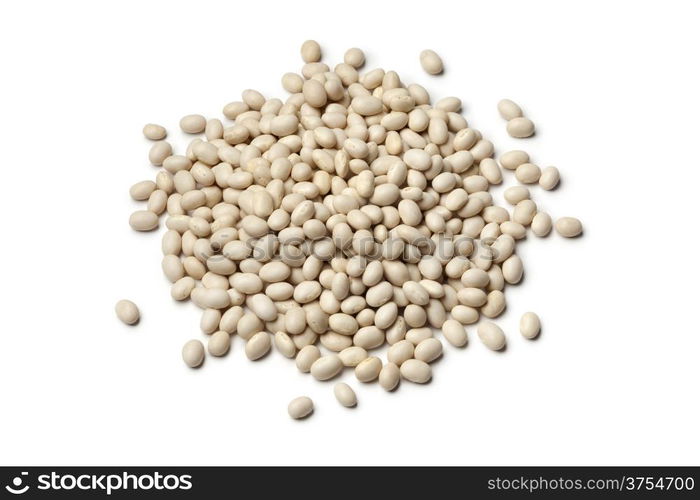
[[477, 322, 506, 351], [182, 339, 205, 368], [288, 396, 313, 419], [115, 299, 140, 325], [555, 217, 583, 237]]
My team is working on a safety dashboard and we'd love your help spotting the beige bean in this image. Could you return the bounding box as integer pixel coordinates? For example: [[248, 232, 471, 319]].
[[400, 359, 432, 383], [310, 354, 343, 380], [502, 255, 523, 284], [191, 287, 230, 309], [353, 325, 385, 349], [515, 163, 541, 184], [182, 339, 205, 367], [300, 40, 321, 63], [200, 308, 221, 334], [477, 321, 506, 351], [208, 331, 230, 356], [242, 89, 265, 110], [162, 255, 185, 283], [219, 305, 244, 334], [378, 363, 400, 391], [115, 299, 140, 325], [129, 210, 159, 231], [479, 158, 503, 184], [451, 305, 479, 325], [270, 115, 299, 137], [365, 281, 393, 307], [539, 166, 560, 190], [501, 221, 527, 240], [513, 200, 537, 226], [404, 148, 431, 170], [334, 383, 357, 407], [406, 327, 433, 345], [130, 180, 156, 201], [288, 396, 314, 419], [148, 141, 172, 166], [355, 356, 382, 382], [414, 338, 443, 363], [248, 293, 277, 322], [531, 212, 553, 237], [143, 123, 167, 140], [303, 79, 327, 108], [499, 150, 529, 170], [458, 287, 487, 307], [352, 95, 383, 116], [344, 47, 365, 68], [329, 313, 359, 336], [387, 339, 414, 366], [497, 99, 523, 120], [419, 49, 443, 75], [238, 313, 264, 340], [402, 281, 430, 305], [339, 346, 368, 367], [274, 331, 297, 358], [281, 72, 304, 93], [442, 319, 468, 347], [504, 186, 531, 205], [245, 331, 271, 360], [520, 312, 541, 339], [555, 217, 583, 237], [147, 190, 168, 215], [296, 345, 321, 372], [180, 114, 206, 134], [481, 290, 506, 318], [294, 281, 322, 303], [507, 117, 535, 138], [171, 276, 196, 301]]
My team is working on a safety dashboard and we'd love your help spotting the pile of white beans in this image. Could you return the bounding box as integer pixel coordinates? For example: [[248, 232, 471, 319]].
[[122, 41, 583, 419]]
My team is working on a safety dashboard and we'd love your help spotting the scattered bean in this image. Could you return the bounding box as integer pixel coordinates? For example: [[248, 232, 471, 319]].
[[115, 299, 140, 325], [288, 396, 314, 419], [555, 217, 583, 237], [334, 383, 357, 407], [520, 312, 541, 339]]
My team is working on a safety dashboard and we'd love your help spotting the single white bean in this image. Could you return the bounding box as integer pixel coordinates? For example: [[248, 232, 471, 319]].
[[288, 396, 314, 419], [507, 117, 535, 138], [208, 331, 230, 356], [310, 354, 343, 381], [115, 299, 140, 325], [334, 382, 357, 407], [477, 322, 506, 351], [531, 212, 553, 237], [400, 359, 432, 383], [497, 99, 523, 120], [245, 331, 271, 360], [379, 363, 400, 391], [143, 123, 167, 140], [355, 356, 382, 382], [442, 319, 468, 347], [300, 40, 321, 63], [296, 345, 321, 373], [555, 217, 583, 237], [520, 312, 541, 339], [539, 166, 560, 190], [180, 114, 206, 134], [414, 338, 443, 363], [419, 49, 443, 75], [182, 339, 205, 367]]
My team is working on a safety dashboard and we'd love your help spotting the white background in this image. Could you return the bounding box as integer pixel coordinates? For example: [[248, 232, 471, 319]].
[[1, 0, 699, 466]]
